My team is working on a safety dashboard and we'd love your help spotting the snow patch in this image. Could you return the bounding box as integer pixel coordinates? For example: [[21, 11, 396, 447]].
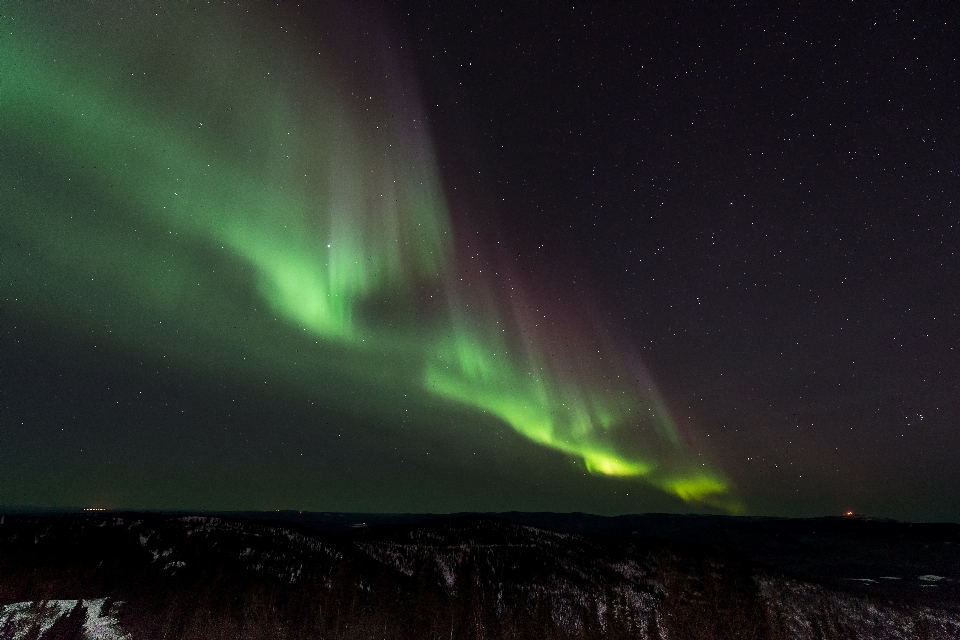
[[0, 598, 130, 640]]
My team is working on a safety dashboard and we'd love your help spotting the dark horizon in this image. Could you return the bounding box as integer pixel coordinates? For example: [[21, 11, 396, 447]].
[[0, 507, 953, 527]]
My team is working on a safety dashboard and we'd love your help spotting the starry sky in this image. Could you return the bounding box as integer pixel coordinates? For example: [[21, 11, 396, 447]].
[[1, 2, 957, 522]]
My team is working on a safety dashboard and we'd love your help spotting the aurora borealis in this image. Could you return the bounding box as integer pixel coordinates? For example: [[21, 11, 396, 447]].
[[2, 2, 957, 521], [0, 1, 733, 512]]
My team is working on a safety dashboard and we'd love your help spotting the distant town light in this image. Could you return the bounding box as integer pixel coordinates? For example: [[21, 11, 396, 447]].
[[844, 510, 855, 516], [83, 508, 106, 512]]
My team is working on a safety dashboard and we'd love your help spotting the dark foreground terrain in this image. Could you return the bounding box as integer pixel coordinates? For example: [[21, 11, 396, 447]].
[[0, 512, 957, 639]]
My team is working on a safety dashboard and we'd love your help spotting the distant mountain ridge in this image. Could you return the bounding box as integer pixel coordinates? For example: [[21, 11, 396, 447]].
[[0, 512, 958, 639], [221, 509, 960, 606]]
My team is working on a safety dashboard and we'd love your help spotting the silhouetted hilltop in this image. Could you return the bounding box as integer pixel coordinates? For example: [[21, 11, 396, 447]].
[[0, 512, 958, 639]]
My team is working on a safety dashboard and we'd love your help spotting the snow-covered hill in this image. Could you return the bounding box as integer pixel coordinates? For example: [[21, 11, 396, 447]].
[[0, 513, 957, 639]]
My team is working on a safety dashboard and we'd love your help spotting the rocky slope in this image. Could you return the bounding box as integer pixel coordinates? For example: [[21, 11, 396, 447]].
[[0, 513, 957, 639]]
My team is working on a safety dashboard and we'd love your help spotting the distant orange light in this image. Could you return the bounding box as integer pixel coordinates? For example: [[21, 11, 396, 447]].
[[844, 510, 855, 516]]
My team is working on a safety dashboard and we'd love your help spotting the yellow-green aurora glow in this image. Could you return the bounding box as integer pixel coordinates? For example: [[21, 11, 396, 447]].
[[0, 2, 740, 512]]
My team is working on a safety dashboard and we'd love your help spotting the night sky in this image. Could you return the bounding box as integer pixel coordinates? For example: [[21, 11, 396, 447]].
[[1, 2, 957, 521]]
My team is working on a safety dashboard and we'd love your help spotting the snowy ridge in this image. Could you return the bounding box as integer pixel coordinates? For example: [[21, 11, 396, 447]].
[[352, 519, 668, 638], [0, 598, 129, 640], [757, 573, 960, 639], [0, 513, 957, 639]]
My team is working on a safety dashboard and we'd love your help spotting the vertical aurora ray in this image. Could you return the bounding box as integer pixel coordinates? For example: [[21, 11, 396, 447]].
[[1, 4, 449, 344], [0, 2, 739, 511], [424, 258, 739, 510]]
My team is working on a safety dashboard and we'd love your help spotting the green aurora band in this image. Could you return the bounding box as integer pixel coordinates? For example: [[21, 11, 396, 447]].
[[0, 2, 739, 511]]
